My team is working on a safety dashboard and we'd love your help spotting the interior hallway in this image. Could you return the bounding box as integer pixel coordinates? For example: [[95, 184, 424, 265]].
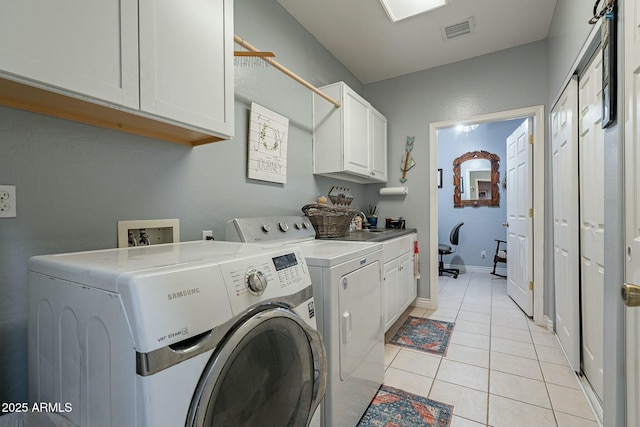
[[383, 272, 599, 427]]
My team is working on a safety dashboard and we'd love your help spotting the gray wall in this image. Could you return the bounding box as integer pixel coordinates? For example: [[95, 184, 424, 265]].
[[363, 41, 549, 299], [437, 120, 521, 270], [0, 0, 367, 404], [546, 0, 596, 102]]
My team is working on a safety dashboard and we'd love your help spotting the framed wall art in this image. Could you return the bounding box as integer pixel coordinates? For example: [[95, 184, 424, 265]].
[[247, 102, 289, 183]]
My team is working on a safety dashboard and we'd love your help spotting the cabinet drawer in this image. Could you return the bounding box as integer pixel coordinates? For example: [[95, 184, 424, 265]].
[[382, 234, 416, 262]]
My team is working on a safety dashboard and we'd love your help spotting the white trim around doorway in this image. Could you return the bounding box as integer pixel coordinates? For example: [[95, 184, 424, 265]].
[[428, 105, 545, 325]]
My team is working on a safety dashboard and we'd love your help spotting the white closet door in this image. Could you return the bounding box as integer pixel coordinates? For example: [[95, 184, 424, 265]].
[[551, 77, 580, 372], [625, 0, 640, 424], [579, 50, 604, 401]]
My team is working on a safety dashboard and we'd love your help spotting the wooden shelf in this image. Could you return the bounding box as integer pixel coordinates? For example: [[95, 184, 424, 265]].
[[0, 77, 226, 147]]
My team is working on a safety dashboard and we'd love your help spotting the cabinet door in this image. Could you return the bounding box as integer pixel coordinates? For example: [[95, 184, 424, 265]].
[[370, 107, 388, 182], [0, 0, 139, 108], [383, 260, 400, 331], [343, 88, 371, 177], [139, 0, 234, 136], [399, 252, 416, 312]]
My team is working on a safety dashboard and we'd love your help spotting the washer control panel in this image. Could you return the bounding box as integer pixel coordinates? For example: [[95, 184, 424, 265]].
[[218, 246, 311, 314]]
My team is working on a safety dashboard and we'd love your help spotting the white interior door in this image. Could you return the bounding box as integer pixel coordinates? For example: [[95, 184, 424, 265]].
[[625, 0, 640, 423], [579, 50, 604, 401], [506, 118, 533, 316], [551, 77, 580, 372]]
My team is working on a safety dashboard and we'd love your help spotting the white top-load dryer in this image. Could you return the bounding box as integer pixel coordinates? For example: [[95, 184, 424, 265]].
[[28, 240, 326, 427], [227, 216, 385, 427]]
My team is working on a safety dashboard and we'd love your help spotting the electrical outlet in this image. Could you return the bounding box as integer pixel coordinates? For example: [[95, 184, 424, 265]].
[[0, 185, 16, 218], [481, 250, 486, 259], [202, 230, 214, 240]]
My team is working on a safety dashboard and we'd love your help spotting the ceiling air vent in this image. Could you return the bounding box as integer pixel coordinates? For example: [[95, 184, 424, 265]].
[[441, 17, 474, 41]]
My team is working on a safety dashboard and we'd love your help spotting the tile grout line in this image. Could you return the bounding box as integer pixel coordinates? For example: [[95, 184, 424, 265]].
[[526, 296, 561, 427], [487, 275, 497, 427]]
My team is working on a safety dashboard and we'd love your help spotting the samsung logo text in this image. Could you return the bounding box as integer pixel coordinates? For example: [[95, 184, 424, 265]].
[[168, 288, 201, 300]]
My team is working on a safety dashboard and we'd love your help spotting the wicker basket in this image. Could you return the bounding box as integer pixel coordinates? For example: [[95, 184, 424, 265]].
[[302, 203, 358, 238]]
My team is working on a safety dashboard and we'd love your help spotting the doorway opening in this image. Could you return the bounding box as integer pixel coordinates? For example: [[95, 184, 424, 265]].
[[428, 105, 545, 325]]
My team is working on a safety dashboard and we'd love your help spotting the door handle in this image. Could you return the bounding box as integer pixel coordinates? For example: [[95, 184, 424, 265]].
[[502, 222, 509, 227], [621, 283, 640, 307], [341, 311, 352, 344]]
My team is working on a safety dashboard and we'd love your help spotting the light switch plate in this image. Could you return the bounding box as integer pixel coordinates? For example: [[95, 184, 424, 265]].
[[0, 185, 16, 218]]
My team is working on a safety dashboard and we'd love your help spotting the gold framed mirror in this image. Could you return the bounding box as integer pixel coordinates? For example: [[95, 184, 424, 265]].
[[453, 150, 500, 208]]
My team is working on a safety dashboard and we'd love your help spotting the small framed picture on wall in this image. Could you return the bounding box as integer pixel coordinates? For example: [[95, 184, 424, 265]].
[[437, 168, 443, 188]]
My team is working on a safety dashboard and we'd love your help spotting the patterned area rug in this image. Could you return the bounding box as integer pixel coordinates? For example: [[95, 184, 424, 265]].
[[357, 385, 454, 427], [389, 316, 455, 356]]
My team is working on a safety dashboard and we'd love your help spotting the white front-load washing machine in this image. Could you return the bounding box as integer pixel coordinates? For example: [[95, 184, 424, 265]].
[[28, 241, 326, 427], [227, 216, 385, 427]]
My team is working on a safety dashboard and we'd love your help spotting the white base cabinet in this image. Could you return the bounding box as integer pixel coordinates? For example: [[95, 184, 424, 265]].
[[382, 234, 418, 331], [313, 82, 387, 183], [0, 0, 233, 146]]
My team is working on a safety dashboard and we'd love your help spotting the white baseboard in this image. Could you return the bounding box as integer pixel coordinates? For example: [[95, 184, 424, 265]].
[[446, 264, 507, 276], [413, 297, 431, 309]]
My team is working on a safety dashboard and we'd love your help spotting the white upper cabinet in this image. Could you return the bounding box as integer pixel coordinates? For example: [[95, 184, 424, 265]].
[[139, 0, 233, 136], [0, 0, 234, 146], [313, 82, 388, 183], [370, 106, 388, 182], [343, 89, 372, 177], [0, 0, 140, 108]]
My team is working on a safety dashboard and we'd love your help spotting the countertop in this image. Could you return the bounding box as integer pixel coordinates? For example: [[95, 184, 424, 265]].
[[319, 228, 417, 243]]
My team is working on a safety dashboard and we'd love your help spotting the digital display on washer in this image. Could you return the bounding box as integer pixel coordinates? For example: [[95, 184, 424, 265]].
[[272, 253, 298, 271]]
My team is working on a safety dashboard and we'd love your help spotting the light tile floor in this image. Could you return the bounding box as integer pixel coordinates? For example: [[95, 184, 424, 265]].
[[383, 272, 599, 427]]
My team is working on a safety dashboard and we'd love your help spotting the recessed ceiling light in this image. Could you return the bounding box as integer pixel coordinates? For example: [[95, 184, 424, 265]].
[[379, 0, 447, 23]]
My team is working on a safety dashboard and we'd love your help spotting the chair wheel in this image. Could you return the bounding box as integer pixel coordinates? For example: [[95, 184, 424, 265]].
[[453, 274, 458, 279]]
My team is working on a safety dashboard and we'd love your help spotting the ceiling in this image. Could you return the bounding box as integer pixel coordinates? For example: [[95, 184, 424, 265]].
[[277, 0, 558, 84]]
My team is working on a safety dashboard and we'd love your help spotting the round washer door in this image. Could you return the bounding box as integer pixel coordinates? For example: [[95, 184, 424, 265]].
[[186, 307, 326, 427]]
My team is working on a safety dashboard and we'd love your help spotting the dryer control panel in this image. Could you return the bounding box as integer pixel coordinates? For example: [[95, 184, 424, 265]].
[[226, 216, 315, 243]]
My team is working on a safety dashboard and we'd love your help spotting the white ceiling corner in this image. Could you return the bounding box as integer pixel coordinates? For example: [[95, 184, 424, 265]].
[[277, 0, 557, 84]]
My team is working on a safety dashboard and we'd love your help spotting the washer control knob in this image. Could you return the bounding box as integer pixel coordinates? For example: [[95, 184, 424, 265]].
[[246, 270, 268, 295], [262, 224, 271, 233], [278, 222, 289, 232], [302, 222, 310, 229], [294, 222, 302, 229]]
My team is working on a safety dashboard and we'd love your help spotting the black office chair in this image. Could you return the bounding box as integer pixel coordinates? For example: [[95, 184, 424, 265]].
[[439, 222, 464, 278]]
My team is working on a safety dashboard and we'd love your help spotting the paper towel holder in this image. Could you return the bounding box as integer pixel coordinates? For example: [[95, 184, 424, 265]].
[[379, 186, 408, 196]]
